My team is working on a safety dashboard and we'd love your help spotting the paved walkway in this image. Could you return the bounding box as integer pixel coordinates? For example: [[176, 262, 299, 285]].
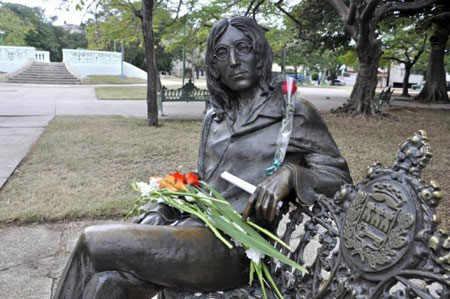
[[0, 220, 122, 299], [0, 82, 448, 298], [0, 82, 356, 189]]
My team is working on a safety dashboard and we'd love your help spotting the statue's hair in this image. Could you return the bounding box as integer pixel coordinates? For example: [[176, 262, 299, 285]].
[[206, 16, 273, 114]]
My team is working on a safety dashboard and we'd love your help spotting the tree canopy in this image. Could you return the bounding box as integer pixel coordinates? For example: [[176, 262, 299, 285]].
[[0, 2, 87, 61]]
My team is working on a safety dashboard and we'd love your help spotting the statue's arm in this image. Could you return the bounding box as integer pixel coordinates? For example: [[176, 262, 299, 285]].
[[285, 100, 352, 206], [242, 100, 351, 222]]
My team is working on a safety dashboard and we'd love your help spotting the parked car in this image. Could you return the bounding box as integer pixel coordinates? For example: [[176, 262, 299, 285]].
[[332, 79, 346, 86], [412, 81, 425, 90]]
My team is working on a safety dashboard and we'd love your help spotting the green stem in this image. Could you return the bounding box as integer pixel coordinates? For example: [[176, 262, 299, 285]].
[[255, 261, 267, 299], [246, 220, 292, 251], [249, 261, 255, 285], [165, 197, 233, 249], [262, 262, 283, 299], [159, 190, 230, 205]]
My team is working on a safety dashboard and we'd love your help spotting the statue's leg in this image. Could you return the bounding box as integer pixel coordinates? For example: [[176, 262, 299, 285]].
[[54, 224, 248, 299], [82, 271, 158, 299], [83, 224, 248, 291], [53, 235, 95, 299]]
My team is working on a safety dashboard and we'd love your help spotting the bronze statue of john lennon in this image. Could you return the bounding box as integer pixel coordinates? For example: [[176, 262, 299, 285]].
[[53, 16, 351, 299]]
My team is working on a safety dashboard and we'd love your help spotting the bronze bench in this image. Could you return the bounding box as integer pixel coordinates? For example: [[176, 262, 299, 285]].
[[162, 130, 449, 299]]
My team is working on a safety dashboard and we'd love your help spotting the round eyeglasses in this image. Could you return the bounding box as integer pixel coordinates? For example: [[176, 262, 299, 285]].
[[213, 40, 253, 61]]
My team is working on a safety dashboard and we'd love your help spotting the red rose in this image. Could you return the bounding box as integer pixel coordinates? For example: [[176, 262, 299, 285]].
[[282, 80, 297, 95]]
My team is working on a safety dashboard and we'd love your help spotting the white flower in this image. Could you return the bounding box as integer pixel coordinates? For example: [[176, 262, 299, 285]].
[[245, 248, 265, 264], [148, 177, 161, 191], [136, 182, 152, 197], [230, 238, 242, 247], [185, 196, 196, 203]]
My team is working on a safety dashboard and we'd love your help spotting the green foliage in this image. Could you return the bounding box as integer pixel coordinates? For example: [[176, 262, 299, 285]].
[[288, 0, 350, 51], [311, 73, 319, 81], [0, 6, 31, 46], [338, 50, 359, 70], [1, 2, 87, 61], [85, 1, 176, 71], [380, 17, 430, 72]]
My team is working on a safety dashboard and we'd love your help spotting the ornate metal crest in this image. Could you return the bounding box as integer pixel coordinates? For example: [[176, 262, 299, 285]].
[[165, 131, 449, 299]]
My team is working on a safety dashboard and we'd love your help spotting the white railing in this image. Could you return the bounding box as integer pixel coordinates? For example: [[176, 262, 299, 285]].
[[0, 46, 37, 73], [35, 51, 50, 62], [62, 48, 146, 79], [0, 46, 36, 63], [63, 49, 121, 65]]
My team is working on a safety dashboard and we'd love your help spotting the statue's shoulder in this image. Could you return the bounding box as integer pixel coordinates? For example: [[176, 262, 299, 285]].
[[294, 97, 324, 123], [201, 108, 223, 131]]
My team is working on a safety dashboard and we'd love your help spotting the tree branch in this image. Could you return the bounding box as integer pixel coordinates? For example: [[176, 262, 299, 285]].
[[347, 0, 356, 25], [274, 1, 302, 30], [326, 0, 350, 22], [375, 0, 436, 21], [252, 0, 265, 19], [163, 0, 189, 28], [121, 0, 140, 17], [245, 0, 257, 17], [384, 56, 407, 64], [273, 1, 315, 42], [361, 0, 380, 22], [403, 39, 420, 51], [411, 34, 427, 65]]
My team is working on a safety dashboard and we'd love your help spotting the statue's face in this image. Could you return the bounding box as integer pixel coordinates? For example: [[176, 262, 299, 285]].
[[214, 26, 259, 92]]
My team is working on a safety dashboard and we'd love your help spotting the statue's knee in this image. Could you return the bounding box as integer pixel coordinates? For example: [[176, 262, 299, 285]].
[[78, 225, 104, 256]]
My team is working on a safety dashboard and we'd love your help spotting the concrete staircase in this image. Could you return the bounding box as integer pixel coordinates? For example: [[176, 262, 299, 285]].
[[7, 61, 81, 84]]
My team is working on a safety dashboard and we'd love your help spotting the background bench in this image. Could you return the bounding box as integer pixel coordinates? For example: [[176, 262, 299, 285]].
[[158, 82, 210, 115], [375, 87, 394, 110]]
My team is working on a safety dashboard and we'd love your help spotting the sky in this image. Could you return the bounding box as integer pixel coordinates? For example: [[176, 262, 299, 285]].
[[2, 0, 91, 26]]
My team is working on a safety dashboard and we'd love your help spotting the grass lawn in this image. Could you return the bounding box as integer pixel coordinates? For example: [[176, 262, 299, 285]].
[[84, 75, 147, 84], [95, 86, 147, 100], [1, 109, 449, 228]]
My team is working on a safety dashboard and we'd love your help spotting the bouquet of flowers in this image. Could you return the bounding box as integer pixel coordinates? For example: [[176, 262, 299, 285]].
[[127, 171, 307, 299]]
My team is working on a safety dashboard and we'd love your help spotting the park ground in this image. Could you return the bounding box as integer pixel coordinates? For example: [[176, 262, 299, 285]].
[[0, 79, 449, 298]]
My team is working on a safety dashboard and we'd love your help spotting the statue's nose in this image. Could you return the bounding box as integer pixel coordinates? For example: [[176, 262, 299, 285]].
[[229, 50, 240, 66]]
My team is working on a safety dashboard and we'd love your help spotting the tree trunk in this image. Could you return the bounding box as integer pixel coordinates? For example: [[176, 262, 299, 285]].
[[402, 63, 411, 97], [338, 38, 382, 115], [415, 21, 450, 103], [141, 0, 159, 126]]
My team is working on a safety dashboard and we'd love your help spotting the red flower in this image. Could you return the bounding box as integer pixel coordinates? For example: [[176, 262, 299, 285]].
[[160, 173, 187, 191], [282, 80, 297, 95], [173, 171, 187, 184], [187, 172, 200, 187]]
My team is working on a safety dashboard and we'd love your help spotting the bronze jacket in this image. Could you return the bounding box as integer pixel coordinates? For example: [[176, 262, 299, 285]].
[[198, 87, 352, 214]]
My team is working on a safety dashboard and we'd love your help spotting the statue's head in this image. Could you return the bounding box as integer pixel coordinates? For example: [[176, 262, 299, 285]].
[[206, 16, 273, 112]]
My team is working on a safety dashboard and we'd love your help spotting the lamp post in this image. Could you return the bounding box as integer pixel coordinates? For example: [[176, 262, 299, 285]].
[[0, 30, 5, 46], [119, 41, 125, 79], [182, 22, 186, 86]]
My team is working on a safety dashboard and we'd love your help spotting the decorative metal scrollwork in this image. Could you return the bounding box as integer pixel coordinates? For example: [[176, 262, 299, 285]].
[[166, 131, 449, 299]]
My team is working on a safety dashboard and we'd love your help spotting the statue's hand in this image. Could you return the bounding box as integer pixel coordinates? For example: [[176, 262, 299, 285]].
[[242, 166, 293, 222]]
